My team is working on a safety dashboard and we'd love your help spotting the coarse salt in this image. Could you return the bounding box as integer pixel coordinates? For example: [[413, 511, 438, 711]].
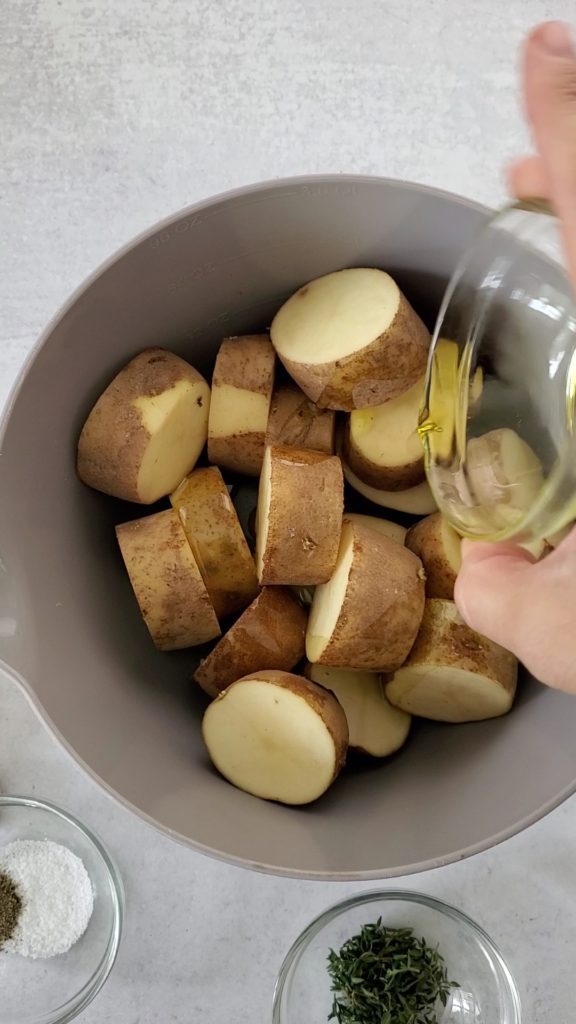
[[0, 840, 94, 959]]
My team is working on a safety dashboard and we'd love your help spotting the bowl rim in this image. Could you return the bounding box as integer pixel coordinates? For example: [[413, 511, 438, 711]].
[[272, 888, 522, 1024], [1, 175, 573, 881], [0, 794, 124, 1024]]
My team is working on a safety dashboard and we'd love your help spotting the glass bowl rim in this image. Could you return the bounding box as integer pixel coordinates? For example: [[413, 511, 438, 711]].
[[0, 794, 124, 1024], [273, 888, 522, 1024]]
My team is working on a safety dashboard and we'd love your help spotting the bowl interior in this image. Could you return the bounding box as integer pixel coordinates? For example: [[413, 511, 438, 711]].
[[0, 798, 122, 1024], [273, 892, 521, 1024], [1, 176, 576, 878]]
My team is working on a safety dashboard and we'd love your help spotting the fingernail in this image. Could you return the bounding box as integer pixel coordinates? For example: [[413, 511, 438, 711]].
[[535, 21, 574, 57]]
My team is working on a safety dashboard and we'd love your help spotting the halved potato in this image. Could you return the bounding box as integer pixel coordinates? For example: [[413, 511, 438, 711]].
[[208, 335, 275, 475], [466, 428, 544, 513], [306, 519, 425, 671], [202, 669, 348, 805], [386, 599, 518, 722], [343, 460, 438, 515], [405, 512, 462, 598], [305, 663, 411, 757], [343, 377, 425, 489], [270, 268, 430, 410], [116, 509, 220, 650], [256, 445, 344, 585], [343, 512, 406, 546], [266, 384, 335, 453], [194, 587, 307, 699], [170, 466, 259, 619], [77, 348, 210, 503]]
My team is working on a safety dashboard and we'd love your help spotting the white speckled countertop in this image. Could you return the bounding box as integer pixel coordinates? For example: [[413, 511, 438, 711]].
[[2, 1, 576, 1020]]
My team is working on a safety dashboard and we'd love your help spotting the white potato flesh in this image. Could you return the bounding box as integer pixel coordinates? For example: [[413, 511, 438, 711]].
[[255, 446, 273, 581], [202, 674, 347, 805], [134, 378, 210, 503], [348, 377, 423, 475], [386, 665, 514, 722], [343, 513, 406, 545], [306, 664, 411, 757], [272, 268, 400, 364], [343, 461, 437, 515], [209, 385, 270, 437], [306, 527, 355, 663]]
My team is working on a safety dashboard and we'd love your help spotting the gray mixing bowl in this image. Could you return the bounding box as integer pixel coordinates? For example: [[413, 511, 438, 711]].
[[1, 175, 575, 879]]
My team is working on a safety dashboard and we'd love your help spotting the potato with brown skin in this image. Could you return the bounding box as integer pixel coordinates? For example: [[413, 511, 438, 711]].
[[342, 377, 425, 490], [194, 587, 307, 698], [386, 599, 518, 722], [265, 384, 335, 454], [208, 335, 275, 475], [270, 268, 430, 411], [202, 669, 348, 805], [116, 509, 221, 651], [343, 513, 406, 546], [304, 663, 411, 758], [170, 466, 259, 620], [256, 445, 344, 586], [343, 460, 438, 515], [306, 519, 426, 671], [77, 348, 210, 503], [405, 512, 462, 599]]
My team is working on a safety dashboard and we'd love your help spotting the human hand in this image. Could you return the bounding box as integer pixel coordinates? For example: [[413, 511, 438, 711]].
[[455, 22, 576, 692]]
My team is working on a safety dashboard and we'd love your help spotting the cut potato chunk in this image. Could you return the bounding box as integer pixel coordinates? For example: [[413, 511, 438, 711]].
[[271, 268, 430, 410], [208, 335, 275, 476], [425, 338, 483, 461], [305, 663, 411, 757], [343, 377, 425, 490], [170, 466, 259, 620], [202, 669, 348, 805], [386, 599, 517, 722], [405, 512, 462, 599], [344, 513, 406, 546], [194, 587, 307, 698], [266, 384, 335, 454], [77, 348, 210, 503], [116, 509, 220, 650], [306, 519, 425, 671], [256, 445, 344, 585], [343, 460, 438, 515], [466, 428, 544, 513]]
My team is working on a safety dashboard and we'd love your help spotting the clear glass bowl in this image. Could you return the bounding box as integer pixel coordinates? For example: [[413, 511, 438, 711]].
[[0, 796, 123, 1024], [273, 890, 521, 1024], [421, 199, 576, 543]]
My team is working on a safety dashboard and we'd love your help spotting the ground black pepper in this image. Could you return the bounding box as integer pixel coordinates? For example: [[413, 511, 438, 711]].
[[0, 869, 22, 948]]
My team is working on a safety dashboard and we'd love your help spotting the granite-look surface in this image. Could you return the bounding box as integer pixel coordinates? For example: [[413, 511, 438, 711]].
[[1, 1, 575, 1020]]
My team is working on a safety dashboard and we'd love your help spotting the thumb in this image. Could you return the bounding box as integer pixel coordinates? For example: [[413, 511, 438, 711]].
[[454, 541, 535, 654], [523, 22, 576, 280]]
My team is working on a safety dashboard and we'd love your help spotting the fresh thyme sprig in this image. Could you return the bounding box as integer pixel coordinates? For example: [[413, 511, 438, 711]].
[[327, 919, 458, 1024]]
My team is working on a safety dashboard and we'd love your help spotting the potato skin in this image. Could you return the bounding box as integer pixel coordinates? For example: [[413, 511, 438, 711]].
[[257, 445, 344, 585], [77, 348, 209, 502], [396, 600, 517, 685], [311, 522, 426, 671], [385, 599, 518, 721], [405, 513, 461, 599], [265, 385, 335, 454], [274, 290, 430, 411], [208, 335, 275, 475], [342, 419, 425, 491], [194, 587, 307, 698], [170, 466, 258, 619], [116, 509, 221, 651]]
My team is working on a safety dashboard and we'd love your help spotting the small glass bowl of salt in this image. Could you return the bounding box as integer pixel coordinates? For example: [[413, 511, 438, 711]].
[[0, 795, 123, 1024]]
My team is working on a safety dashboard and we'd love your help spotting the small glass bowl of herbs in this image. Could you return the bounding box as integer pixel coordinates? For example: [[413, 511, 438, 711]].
[[273, 890, 521, 1024]]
